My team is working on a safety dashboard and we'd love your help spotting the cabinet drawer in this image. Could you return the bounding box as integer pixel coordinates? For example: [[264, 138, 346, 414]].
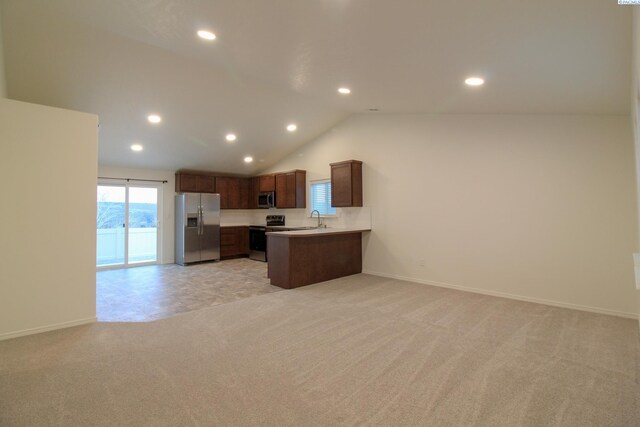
[[220, 233, 237, 246], [220, 226, 249, 259]]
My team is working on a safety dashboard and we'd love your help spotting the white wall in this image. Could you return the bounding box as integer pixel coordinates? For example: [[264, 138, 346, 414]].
[[632, 7, 640, 324], [97, 165, 176, 264], [267, 113, 638, 317], [0, 2, 7, 98], [0, 98, 98, 340]]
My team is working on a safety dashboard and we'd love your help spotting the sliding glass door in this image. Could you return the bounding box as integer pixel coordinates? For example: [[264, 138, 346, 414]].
[[96, 182, 160, 268], [127, 186, 158, 264], [96, 185, 126, 267]]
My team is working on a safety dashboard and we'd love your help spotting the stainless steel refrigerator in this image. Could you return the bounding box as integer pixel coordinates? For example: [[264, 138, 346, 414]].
[[175, 193, 220, 265]]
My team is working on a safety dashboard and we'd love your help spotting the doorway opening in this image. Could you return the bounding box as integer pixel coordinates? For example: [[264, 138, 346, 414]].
[[96, 182, 162, 268]]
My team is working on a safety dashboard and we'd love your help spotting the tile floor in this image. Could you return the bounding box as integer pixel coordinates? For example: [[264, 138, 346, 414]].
[[97, 258, 281, 322]]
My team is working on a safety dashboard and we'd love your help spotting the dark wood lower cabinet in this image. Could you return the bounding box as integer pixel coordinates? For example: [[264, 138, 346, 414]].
[[220, 226, 249, 259], [267, 231, 363, 289]]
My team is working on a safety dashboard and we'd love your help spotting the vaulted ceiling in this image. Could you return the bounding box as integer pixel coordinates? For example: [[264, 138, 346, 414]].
[[1, 0, 632, 173]]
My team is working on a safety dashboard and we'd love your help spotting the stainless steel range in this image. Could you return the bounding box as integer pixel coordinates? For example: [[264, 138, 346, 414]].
[[249, 215, 285, 261]]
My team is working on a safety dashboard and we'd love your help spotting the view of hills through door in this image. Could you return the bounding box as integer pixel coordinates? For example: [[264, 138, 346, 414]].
[[96, 183, 160, 268]]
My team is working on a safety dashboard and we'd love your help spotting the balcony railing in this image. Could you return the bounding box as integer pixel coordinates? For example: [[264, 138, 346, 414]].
[[97, 227, 157, 266]]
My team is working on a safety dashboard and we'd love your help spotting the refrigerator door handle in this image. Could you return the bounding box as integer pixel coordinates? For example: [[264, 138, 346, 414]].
[[199, 206, 203, 235]]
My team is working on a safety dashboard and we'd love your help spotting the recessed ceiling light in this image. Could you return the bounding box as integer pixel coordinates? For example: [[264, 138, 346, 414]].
[[286, 124, 297, 132], [197, 30, 216, 41], [225, 133, 237, 142], [147, 114, 162, 124], [464, 77, 484, 86], [244, 156, 253, 163], [131, 144, 143, 152], [338, 87, 351, 94]]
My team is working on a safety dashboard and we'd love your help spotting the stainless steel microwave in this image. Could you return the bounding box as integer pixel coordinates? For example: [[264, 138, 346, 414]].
[[258, 191, 276, 208]]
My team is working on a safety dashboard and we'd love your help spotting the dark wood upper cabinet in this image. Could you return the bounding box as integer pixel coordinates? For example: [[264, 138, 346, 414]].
[[259, 175, 276, 192], [248, 177, 260, 209], [295, 171, 306, 207], [275, 170, 306, 209], [177, 169, 306, 209], [197, 175, 216, 193], [275, 173, 290, 208], [237, 178, 249, 209], [330, 160, 363, 207], [216, 176, 250, 209], [176, 172, 215, 193], [215, 176, 230, 209], [176, 173, 198, 192], [228, 177, 240, 208]]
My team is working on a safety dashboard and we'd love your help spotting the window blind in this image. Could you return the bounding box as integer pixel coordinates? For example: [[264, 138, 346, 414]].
[[310, 180, 336, 215]]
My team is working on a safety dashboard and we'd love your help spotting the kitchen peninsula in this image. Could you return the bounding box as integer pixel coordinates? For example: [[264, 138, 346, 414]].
[[266, 228, 370, 289]]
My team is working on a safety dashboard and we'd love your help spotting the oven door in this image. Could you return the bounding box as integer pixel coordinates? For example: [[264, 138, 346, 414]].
[[249, 226, 267, 261]]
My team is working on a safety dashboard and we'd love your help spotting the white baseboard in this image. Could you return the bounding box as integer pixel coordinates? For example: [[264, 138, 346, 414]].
[[0, 317, 97, 341], [362, 270, 638, 320]]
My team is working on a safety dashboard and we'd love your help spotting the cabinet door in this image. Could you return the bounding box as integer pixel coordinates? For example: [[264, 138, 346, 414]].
[[220, 227, 238, 258], [216, 177, 250, 209], [177, 173, 199, 192], [275, 171, 305, 209], [220, 228, 237, 247], [216, 177, 230, 209], [259, 175, 275, 192], [227, 178, 240, 208], [331, 161, 362, 207], [239, 226, 249, 254], [248, 177, 260, 209], [331, 163, 353, 207], [221, 226, 249, 257], [285, 173, 296, 208], [197, 175, 215, 193], [275, 173, 288, 208], [238, 178, 250, 209], [294, 171, 306, 208]]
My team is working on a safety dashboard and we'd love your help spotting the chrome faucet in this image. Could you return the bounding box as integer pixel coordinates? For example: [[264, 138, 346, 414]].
[[310, 210, 321, 228]]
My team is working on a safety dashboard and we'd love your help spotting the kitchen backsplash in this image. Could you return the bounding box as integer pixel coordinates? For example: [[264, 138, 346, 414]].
[[220, 207, 372, 230], [219, 210, 257, 226]]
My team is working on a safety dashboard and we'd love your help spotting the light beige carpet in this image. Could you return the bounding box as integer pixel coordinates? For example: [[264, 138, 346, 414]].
[[1, 274, 639, 426]]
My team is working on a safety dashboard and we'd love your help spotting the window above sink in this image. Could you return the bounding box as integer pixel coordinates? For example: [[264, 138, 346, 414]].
[[310, 179, 337, 217]]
